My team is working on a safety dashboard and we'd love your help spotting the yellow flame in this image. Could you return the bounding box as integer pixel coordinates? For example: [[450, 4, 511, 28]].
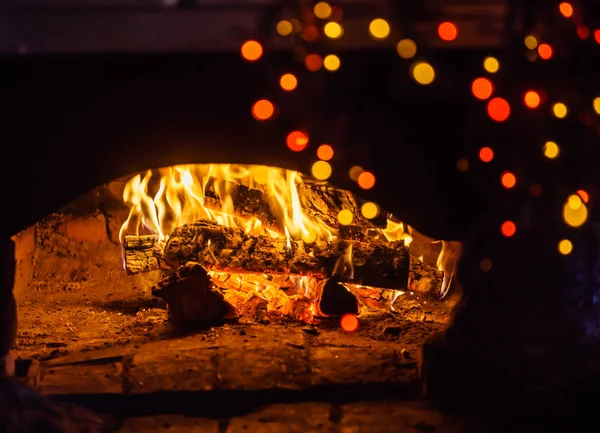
[[380, 220, 413, 246], [119, 164, 337, 246], [332, 243, 354, 280]]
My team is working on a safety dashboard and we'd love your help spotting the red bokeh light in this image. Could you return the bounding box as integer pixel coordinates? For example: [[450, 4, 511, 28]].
[[340, 314, 359, 332], [501, 221, 516, 237], [487, 97, 511, 122], [286, 131, 309, 152], [479, 147, 494, 163], [437, 22, 458, 41]]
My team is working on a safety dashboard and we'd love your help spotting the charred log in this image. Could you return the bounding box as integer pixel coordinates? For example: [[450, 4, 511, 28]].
[[317, 278, 360, 316], [409, 256, 444, 294], [123, 235, 164, 274], [152, 262, 236, 327], [163, 220, 410, 291]]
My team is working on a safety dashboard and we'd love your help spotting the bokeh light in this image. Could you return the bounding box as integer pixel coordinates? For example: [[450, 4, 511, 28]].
[[286, 131, 309, 152], [479, 147, 494, 162], [323, 54, 341, 71], [487, 97, 510, 122], [438, 22, 458, 41], [301, 26, 319, 42], [595, 30, 600, 44], [313, 1, 332, 19], [251, 99, 275, 121], [396, 39, 417, 59], [558, 239, 573, 255], [276, 20, 293, 36], [530, 184, 542, 196], [337, 209, 353, 225], [412, 62, 435, 85], [593, 97, 600, 114], [456, 159, 469, 171], [361, 202, 380, 219], [357, 171, 376, 189], [563, 197, 588, 227], [524, 35, 538, 50], [577, 189, 589, 203], [501, 221, 516, 237], [312, 160, 332, 180], [369, 18, 390, 40], [559, 2, 574, 18], [280, 73, 298, 91], [543, 141, 560, 159], [317, 144, 334, 161], [524, 91, 541, 108], [349, 166, 364, 181], [577, 25, 590, 39], [480, 258, 493, 272], [240, 40, 263, 61], [568, 194, 582, 210], [501, 171, 517, 189], [324, 21, 343, 39], [483, 56, 499, 73], [471, 77, 494, 100], [340, 314, 359, 332], [305, 53, 323, 71], [553, 102, 567, 118], [538, 43, 553, 60]]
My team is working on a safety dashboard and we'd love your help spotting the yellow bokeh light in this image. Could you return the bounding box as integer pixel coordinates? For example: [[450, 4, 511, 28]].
[[568, 194, 582, 210], [349, 165, 364, 181], [593, 97, 600, 114], [276, 20, 293, 36], [313, 2, 332, 19], [524, 35, 538, 50], [558, 239, 573, 255], [324, 21, 343, 39], [338, 209, 354, 225], [483, 56, 499, 73], [396, 39, 417, 59], [361, 202, 379, 219], [412, 62, 435, 85], [312, 160, 332, 180], [543, 141, 560, 159], [563, 200, 588, 227], [553, 102, 568, 118], [323, 54, 341, 71], [369, 18, 390, 40]]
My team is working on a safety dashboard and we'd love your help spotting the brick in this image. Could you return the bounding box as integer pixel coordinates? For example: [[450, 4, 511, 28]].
[[227, 403, 333, 433], [60, 215, 108, 243], [39, 362, 124, 395], [118, 415, 219, 433]]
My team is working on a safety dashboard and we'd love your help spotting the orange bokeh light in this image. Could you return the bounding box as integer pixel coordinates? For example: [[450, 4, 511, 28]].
[[595, 30, 600, 44], [357, 171, 376, 190], [577, 189, 589, 203], [537, 43, 553, 60], [280, 73, 298, 91], [305, 54, 323, 71], [438, 22, 458, 41], [487, 97, 511, 122], [471, 78, 494, 100], [524, 91, 541, 108], [479, 147, 494, 163], [251, 99, 275, 121], [559, 2, 573, 18], [317, 144, 334, 161], [340, 314, 359, 332], [501, 171, 517, 189], [240, 40, 263, 61], [501, 220, 516, 237], [286, 131, 309, 152]]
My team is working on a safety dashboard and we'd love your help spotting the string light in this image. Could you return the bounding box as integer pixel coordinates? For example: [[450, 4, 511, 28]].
[[276, 20, 293, 36], [479, 147, 494, 162], [337, 209, 353, 225], [543, 141, 560, 159], [524, 91, 541, 108], [538, 43, 553, 60], [438, 22, 458, 41], [501, 221, 516, 237], [412, 62, 435, 85], [323, 54, 341, 71], [501, 171, 517, 189], [558, 239, 573, 255], [483, 56, 499, 73], [471, 77, 494, 100], [312, 160, 332, 180], [240, 40, 263, 61], [324, 22, 343, 39], [317, 144, 334, 161], [559, 2, 574, 18], [280, 73, 298, 91], [357, 171, 376, 189], [286, 131, 309, 152], [396, 39, 417, 59], [487, 97, 510, 122], [553, 102, 567, 118], [251, 99, 275, 121], [369, 18, 390, 40], [361, 202, 380, 219], [524, 35, 538, 50], [313, 2, 332, 19]]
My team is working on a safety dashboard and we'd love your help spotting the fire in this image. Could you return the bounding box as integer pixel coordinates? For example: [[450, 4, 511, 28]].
[[119, 164, 337, 246]]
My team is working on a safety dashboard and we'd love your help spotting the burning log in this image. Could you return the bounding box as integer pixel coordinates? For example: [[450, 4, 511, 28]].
[[152, 262, 237, 326], [409, 256, 443, 294], [163, 220, 410, 291]]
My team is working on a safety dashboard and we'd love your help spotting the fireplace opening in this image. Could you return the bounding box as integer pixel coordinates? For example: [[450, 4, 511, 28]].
[[11, 162, 461, 397]]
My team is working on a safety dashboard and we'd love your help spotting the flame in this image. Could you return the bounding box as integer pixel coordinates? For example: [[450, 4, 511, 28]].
[[332, 243, 354, 280], [119, 164, 337, 247], [380, 220, 413, 247]]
